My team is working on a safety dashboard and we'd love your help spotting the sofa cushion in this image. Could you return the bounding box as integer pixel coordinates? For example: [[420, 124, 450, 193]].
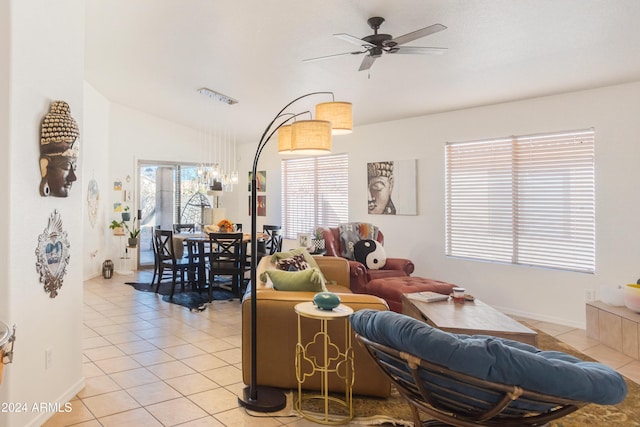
[[350, 310, 627, 406], [265, 267, 327, 292], [354, 239, 387, 270]]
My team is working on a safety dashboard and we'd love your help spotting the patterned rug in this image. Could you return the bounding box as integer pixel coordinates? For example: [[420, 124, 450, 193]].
[[125, 273, 238, 310], [255, 324, 640, 426]]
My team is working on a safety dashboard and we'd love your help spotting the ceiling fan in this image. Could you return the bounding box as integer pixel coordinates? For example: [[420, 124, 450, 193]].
[[304, 17, 447, 71]]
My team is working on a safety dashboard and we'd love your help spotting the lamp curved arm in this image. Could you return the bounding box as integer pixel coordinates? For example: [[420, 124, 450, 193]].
[[243, 91, 335, 407]]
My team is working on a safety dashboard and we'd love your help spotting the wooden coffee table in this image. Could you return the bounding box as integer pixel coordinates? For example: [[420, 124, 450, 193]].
[[401, 293, 538, 346]]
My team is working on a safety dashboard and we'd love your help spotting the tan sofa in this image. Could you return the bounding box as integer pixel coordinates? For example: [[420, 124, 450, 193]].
[[241, 255, 391, 397]]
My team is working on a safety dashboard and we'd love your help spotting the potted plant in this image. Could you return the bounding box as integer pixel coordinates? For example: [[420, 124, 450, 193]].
[[121, 206, 131, 222], [124, 217, 140, 247], [109, 220, 125, 236], [312, 227, 325, 253]]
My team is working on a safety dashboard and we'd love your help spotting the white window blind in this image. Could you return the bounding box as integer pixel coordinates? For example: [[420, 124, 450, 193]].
[[282, 154, 349, 239], [445, 129, 595, 273]]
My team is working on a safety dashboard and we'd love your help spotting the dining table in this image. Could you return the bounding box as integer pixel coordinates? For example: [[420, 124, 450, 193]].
[[172, 231, 267, 291]]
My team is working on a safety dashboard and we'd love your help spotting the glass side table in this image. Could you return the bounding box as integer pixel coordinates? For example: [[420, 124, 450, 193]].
[[294, 301, 354, 425]]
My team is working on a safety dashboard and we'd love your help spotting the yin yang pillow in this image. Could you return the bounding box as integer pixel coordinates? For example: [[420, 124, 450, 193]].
[[353, 239, 387, 270]]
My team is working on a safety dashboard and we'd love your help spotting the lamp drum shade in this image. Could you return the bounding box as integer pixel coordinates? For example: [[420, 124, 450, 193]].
[[290, 120, 332, 154], [316, 101, 352, 135], [277, 124, 293, 153]]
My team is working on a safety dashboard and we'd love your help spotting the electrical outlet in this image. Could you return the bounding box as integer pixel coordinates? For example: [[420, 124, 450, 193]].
[[584, 289, 596, 302], [45, 347, 53, 369]]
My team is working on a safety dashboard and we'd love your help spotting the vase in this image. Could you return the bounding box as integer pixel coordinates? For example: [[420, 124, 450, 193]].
[[121, 212, 131, 221], [128, 237, 138, 248]]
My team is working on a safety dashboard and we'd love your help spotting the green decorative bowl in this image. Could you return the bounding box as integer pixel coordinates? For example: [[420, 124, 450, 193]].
[[313, 292, 341, 311]]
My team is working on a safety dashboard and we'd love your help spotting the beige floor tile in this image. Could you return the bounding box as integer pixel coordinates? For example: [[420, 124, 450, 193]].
[[555, 328, 600, 352], [618, 359, 640, 384], [148, 334, 190, 349], [188, 387, 240, 414], [165, 373, 220, 395], [65, 421, 102, 427], [116, 339, 158, 355], [146, 397, 209, 425], [582, 344, 634, 369], [212, 348, 242, 365], [130, 348, 176, 366], [201, 365, 243, 387], [42, 400, 95, 427], [82, 389, 141, 418], [163, 343, 207, 359], [92, 324, 131, 336], [177, 416, 226, 426], [147, 360, 197, 379], [127, 381, 182, 406], [84, 345, 126, 361], [103, 331, 143, 345], [99, 407, 163, 427], [83, 336, 111, 349], [182, 354, 228, 371], [82, 361, 105, 378], [77, 374, 122, 398], [212, 407, 285, 427], [193, 338, 236, 353], [94, 355, 142, 374], [109, 367, 161, 389]]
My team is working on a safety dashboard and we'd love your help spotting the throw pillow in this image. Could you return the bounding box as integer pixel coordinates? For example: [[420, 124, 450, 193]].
[[265, 267, 326, 292], [276, 253, 310, 272], [338, 222, 379, 259], [353, 239, 387, 270], [271, 248, 319, 270]]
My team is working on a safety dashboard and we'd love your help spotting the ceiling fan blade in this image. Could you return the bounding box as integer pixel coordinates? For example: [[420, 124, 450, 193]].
[[334, 33, 375, 48], [388, 23, 447, 46], [392, 46, 448, 55], [303, 50, 364, 63], [358, 55, 377, 71]]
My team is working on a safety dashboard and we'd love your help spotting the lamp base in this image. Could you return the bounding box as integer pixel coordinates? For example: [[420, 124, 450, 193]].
[[238, 386, 287, 412]]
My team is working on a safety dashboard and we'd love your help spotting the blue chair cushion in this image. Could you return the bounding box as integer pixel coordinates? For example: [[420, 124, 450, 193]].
[[350, 310, 627, 406]]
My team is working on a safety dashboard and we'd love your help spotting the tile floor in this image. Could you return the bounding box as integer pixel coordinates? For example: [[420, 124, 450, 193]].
[[42, 273, 640, 426]]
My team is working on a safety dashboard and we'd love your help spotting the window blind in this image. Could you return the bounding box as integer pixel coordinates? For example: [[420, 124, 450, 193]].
[[445, 129, 595, 273], [282, 154, 349, 239]]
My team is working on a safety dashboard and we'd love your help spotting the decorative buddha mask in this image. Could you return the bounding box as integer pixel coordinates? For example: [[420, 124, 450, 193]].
[[39, 101, 79, 197]]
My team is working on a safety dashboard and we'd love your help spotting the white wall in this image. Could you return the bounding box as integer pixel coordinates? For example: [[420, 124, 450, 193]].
[[82, 83, 110, 279], [2, 1, 85, 426], [236, 82, 640, 328]]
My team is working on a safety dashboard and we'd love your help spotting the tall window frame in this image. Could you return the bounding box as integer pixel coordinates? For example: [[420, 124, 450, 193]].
[[281, 153, 349, 239], [445, 128, 595, 273]]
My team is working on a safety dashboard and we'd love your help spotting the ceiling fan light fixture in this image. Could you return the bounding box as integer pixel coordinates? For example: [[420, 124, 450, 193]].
[[290, 120, 332, 155], [315, 101, 353, 135]]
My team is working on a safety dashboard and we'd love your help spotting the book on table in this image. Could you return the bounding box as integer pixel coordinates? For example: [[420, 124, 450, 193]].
[[407, 291, 450, 303]]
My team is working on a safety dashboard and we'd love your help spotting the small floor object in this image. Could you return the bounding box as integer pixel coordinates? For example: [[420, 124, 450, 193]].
[[294, 301, 354, 425]]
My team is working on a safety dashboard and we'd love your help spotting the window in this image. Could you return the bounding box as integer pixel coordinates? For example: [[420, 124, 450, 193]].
[[445, 129, 595, 273], [282, 153, 349, 239]]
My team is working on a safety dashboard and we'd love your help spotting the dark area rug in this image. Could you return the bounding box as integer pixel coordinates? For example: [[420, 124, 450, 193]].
[[296, 324, 640, 426], [125, 271, 238, 311]]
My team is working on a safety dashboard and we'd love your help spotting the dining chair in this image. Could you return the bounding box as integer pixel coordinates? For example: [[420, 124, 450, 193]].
[[206, 232, 246, 299], [263, 225, 283, 255], [150, 226, 172, 287], [173, 223, 196, 234], [153, 229, 199, 298]]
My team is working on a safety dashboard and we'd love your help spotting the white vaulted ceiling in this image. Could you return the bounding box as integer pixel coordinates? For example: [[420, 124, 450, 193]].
[[85, 0, 640, 143]]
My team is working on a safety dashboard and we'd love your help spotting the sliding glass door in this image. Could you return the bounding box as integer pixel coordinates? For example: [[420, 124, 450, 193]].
[[137, 161, 209, 269]]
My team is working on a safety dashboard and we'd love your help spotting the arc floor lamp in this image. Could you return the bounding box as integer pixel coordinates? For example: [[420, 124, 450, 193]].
[[238, 92, 352, 412]]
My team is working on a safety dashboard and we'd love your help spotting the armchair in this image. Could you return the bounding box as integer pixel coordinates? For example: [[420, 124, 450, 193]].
[[322, 225, 414, 293]]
